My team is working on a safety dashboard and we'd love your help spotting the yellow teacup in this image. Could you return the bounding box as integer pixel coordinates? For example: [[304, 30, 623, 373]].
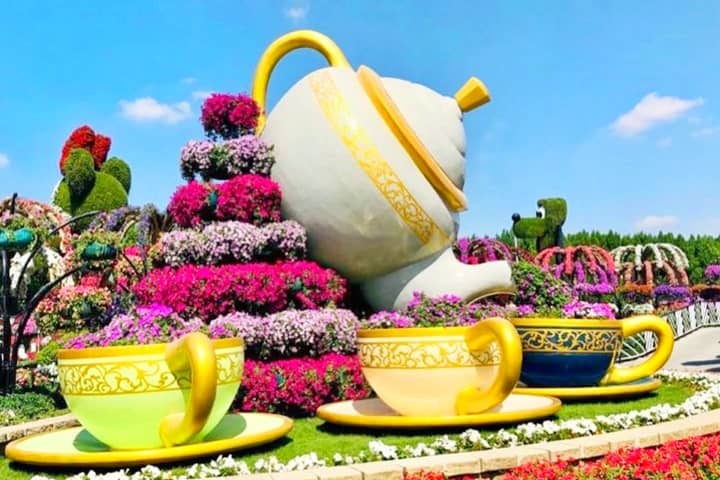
[[57, 332, 243, 450], [357, 317, 522, 417]]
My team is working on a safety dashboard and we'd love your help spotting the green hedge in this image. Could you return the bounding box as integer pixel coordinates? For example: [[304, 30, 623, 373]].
[[496, 229, 720, 284]]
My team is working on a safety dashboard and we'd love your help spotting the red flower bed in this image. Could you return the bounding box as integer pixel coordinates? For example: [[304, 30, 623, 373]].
[[237, 353, 370, 417], [500, 432, 720, 479], [201, 93, 260, 140], [132, 261, 348, 320], [167, 175, 281, 227]]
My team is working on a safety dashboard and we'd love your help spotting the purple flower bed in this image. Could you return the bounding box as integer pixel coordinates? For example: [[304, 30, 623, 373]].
[[64, 305, 206, 349], [706, 265, 720, 284], [562, 299, 617, 319], [653, 284, 694, 303], [208, 309, 359, 360], [180, 136, 275, 181], [157, 220, 307, 266]]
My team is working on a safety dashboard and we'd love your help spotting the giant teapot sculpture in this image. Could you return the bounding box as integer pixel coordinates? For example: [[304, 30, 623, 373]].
[[252, 30, 513, 310]]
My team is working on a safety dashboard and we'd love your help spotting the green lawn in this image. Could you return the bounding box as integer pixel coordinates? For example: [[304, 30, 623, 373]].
[[0, 382, 694, 480]]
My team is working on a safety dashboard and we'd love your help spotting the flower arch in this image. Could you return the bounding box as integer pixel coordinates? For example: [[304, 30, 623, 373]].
[[611, 243, 690, 286], [535, 246, 618, 298], [454, 236, 532, 265]]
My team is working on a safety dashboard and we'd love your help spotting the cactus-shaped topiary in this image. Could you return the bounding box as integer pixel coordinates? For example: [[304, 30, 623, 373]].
[[53, 126, 132, 230]]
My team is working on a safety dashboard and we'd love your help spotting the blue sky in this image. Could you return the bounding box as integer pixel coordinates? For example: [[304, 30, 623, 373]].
[[1, 1, 718, 237]]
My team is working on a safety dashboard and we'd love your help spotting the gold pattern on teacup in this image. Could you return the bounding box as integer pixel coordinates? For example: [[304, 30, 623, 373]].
[[309, 70, 449, 249], [517, 328, 622, 353], [358, 340, 500, 368], [59, 353, 243, 396]]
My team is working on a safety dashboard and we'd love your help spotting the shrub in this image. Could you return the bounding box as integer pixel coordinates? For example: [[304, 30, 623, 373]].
[[101, 157, 132, 192], [132, 261, 348, 321], [34, 285, 113, 335], [237, 354, 370, 417], [511, 261, 572, 314], [54, 172, 129, 229], [208, 309, 359, 360], [63, 149, 96, 200], [0, 392, 56, 425]]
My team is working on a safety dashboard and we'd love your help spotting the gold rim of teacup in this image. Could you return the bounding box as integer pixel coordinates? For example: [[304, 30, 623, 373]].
[[510, 317, 620, 329], [57, 337, 243, 360]]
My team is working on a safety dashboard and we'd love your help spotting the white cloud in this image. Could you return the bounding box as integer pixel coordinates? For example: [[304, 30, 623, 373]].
[[656, 137, 672, 148], [610, 92, 704, 137], [635, 215, 679, 231], [0, 153, 8, 168], [192, 91, 213, 100], [181, 77, 197, 85], [692, 126, 720, 137], [284, 5, 309, 20], [119, 97, 192, 124]]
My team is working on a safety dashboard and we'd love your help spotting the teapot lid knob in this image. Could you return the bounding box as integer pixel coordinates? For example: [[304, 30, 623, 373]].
[[455, 77, 491, 113]]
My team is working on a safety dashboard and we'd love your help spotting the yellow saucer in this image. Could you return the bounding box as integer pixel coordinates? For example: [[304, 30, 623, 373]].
[[513, 377, 662, 400], [5, 413, 292, 468], [316, 394, 561, 429]]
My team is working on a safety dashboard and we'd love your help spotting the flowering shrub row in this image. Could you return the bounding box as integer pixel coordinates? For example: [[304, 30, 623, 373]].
[[504, 432, 720, 480], [208, 309, 359, 360], [34, 285, 113, 335], [238, 353, 370, 417], [132, 262, 347, 320], [180, 136, 274, 181], [167, 175, 281, 228], [156, 220, 307, 267]]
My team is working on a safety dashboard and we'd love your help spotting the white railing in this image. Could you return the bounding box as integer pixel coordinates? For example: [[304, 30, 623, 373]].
[[618, 301, 720, 362]]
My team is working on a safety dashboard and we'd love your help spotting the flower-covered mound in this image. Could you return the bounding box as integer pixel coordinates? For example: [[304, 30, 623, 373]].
[[180, 135, 274, 181], [132, 261, 347, 320]]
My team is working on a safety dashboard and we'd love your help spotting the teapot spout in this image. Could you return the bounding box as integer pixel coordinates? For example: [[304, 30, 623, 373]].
[[360, 248, 515, 311]]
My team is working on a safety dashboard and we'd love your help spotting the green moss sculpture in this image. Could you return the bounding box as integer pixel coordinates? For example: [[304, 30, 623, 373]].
[[52, 127, 132, 230], [511, 198, 567, 252]]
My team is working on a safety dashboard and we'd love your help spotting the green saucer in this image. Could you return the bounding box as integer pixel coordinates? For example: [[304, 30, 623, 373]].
[[5, 413, 292, 468]]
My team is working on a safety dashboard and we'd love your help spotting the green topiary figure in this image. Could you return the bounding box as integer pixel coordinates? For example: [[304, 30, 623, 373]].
[[511, 198, 567, 252], [52, 127, 132, 230]]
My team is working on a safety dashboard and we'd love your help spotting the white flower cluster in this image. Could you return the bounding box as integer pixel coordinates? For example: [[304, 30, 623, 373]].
[[28, 371, 720, 480]]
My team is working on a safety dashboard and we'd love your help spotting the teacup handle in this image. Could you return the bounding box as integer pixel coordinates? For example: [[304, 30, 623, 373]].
[[158, 332, 217, 447], [601, 315, 674, 385], [455, 317, 523, 415]]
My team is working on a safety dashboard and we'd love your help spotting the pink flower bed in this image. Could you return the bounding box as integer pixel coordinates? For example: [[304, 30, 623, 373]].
[[132, 261, 347, 320], [237, 353, 370, 417], [167, 175, 281, 228]]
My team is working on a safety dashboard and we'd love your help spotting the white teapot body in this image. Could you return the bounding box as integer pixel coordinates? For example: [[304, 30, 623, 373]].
[[253, 31, 513, 310]]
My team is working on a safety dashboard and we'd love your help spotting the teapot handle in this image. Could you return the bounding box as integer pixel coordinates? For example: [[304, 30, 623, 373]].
[[252, 30, 351, 133]]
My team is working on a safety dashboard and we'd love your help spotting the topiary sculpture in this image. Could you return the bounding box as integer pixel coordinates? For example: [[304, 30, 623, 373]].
[[52, 126, 131, 230], [511, 198, 567, 252]]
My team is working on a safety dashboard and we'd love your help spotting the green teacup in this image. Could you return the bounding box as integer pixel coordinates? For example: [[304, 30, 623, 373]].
[[57, 332, 243, 450]]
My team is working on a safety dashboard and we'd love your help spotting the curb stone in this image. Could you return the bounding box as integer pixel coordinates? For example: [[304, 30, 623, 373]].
[[0, 413, 77, 445]]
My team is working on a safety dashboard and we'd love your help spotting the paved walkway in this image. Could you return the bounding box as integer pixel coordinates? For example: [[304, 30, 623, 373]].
[[626, 326, 720, 373]]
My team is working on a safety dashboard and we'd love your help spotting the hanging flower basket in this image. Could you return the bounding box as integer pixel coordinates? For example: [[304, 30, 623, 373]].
[[0, 227, 35, 251], [80, 241, 117, 261]]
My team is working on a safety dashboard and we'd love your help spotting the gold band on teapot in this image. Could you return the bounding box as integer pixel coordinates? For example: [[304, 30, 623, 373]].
[[251, 30, 351, 133], [357, 65, 468, 212]]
